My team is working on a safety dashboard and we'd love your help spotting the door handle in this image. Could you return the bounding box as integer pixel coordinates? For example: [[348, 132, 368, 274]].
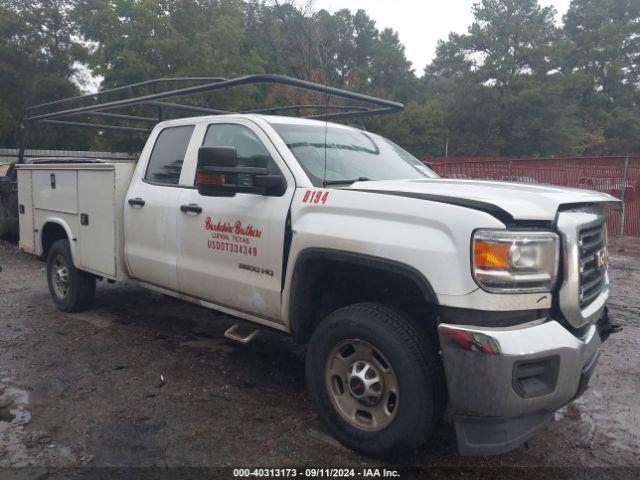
[[180, 204, 203, 214], [128, 197, 146, 207]]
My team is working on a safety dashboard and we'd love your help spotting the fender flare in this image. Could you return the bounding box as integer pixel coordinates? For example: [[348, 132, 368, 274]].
[[39, 218, 79, 267], [288, 248, 439, 340]]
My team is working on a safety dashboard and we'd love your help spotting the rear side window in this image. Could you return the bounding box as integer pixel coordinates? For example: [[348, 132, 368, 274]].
[[145, 125, 195, 185]]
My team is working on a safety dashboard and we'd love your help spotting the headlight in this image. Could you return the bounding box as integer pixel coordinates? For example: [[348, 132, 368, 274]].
[[472, 230, 559, 293]]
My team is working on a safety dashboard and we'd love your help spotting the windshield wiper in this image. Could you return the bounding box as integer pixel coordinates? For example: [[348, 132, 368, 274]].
[[323, 177, 371, 186]]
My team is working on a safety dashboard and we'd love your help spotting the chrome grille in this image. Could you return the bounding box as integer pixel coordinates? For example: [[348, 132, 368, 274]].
[[558, 209, 609, 329], [578, 223, 606, 308]]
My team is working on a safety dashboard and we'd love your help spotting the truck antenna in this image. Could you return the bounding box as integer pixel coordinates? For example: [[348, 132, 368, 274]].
[[321, 42, 329, 188]]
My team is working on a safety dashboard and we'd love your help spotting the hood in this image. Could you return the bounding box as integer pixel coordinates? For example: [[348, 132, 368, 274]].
[[347, 178, 621, 222]]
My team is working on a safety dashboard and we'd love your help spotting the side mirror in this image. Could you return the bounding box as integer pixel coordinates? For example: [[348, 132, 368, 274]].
[[196, 146, 238, 197], [196, 146, 285, 197]]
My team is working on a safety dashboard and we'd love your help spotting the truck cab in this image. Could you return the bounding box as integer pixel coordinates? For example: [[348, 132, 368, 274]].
[[16, 76, 622, 457]]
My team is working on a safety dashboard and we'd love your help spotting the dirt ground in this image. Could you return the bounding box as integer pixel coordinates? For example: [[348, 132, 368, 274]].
[[1, 238, 639, 478]]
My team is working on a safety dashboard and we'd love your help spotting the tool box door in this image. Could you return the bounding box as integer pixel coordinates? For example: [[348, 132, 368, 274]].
[[32, 169, 78, 214], [77, 169, 116, 277], [17, 169, 35, 252]]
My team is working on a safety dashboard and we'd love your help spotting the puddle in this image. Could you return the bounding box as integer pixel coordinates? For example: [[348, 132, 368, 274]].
[[0, 380, 84, 468], [0, 383, 34, 467], [0, 409, 16, 422], [0, 403, 16, 422], [554, 387, 640, 454], [0, 386, 31, 424]]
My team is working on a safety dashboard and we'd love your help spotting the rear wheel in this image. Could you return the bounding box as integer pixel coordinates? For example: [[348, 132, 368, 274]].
[[306, 303, 446, 458], [47, 239, 95, 312]]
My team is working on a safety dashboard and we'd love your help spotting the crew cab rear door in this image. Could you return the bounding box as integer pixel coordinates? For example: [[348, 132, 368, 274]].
[[124, 124, 196, 291], [176, 119, 295, 322]]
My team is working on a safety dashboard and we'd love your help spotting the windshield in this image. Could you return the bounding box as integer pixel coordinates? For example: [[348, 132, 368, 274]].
[[272, 123, 437, 186]]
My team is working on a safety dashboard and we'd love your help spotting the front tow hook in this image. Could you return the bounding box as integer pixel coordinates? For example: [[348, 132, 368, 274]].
[[596, 307, 623, 342]]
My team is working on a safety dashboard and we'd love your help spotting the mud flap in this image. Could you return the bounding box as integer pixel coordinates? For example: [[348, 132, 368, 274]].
[[455, 410, 554, 456], [573, 350, 600, 400]]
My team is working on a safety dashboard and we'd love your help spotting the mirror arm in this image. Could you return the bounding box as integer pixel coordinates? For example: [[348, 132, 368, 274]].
[[254, 174, 286, 196]]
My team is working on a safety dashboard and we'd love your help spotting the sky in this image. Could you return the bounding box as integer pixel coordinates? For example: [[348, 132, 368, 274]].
[[313, 0, 572, 74]]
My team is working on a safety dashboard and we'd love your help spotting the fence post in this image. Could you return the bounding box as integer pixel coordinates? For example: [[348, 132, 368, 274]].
[[618, 155, 629, 237], [444, 136, 448, 177], [508, 160, 512, 182]]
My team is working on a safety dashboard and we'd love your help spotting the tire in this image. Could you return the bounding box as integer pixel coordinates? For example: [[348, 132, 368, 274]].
[[46, 239, 96, 312], [306, 303, 446, 458]]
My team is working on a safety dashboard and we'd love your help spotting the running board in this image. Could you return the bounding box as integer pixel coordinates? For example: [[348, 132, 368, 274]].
[[224, 323, 260, 344]]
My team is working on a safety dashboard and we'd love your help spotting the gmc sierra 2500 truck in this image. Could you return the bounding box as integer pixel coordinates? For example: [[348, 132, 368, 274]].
[[16, 76, 621, 457]]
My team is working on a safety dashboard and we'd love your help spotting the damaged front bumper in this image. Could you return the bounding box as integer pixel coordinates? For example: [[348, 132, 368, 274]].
[[437, 309, 617, 456]]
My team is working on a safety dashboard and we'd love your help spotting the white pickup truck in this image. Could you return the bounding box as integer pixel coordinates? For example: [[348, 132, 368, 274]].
[[16, 89, 622, 457]]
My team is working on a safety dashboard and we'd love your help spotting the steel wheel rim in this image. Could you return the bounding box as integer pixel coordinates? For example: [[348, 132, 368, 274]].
[[51, 255, 70, 299], [325, 339, 399, 431]]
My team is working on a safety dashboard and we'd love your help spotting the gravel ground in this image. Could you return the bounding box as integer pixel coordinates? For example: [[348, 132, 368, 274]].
[[0, 239, 639, 477]]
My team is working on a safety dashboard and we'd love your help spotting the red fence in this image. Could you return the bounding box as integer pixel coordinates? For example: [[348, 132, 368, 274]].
[[427, 155, 640, 237]]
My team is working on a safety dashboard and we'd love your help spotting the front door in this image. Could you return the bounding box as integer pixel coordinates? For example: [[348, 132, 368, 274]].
[[176, 120, 294, 321], [124, 124, 195, 291]]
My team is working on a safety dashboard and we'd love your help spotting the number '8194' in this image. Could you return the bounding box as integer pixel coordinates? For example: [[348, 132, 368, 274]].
[[302, 190, 330, 205]]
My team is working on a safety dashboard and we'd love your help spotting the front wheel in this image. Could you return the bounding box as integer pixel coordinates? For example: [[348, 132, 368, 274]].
[[306, 303, 446, 458], [47, 239, 96, 312]]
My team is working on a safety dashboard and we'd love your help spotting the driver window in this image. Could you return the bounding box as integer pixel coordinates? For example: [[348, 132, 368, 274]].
[[202, 123, 274, 169]]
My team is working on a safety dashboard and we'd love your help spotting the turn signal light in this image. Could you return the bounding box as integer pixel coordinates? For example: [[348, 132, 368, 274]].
[[473, 241, 510, 269], [471, 230, 559, 293], [196, 171, 226, 185]]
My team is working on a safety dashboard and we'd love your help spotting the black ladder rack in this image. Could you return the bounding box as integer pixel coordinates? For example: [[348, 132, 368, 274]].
[[19, 74, 404, 163]]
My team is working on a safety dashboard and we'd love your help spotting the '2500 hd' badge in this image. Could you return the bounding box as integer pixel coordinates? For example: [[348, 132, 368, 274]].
[[239, 263, 274, 276]]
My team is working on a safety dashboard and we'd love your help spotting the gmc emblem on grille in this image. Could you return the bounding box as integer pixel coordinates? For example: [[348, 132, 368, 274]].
[[596, 248, 608, 271]]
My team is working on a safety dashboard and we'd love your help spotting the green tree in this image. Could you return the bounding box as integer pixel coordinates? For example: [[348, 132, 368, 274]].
[[4, 0, 639, 158], [74, 0, 264, 85], [424, 0, 580, 156], [72, 0, 267, 149], [561, 0, 640, 154], [429, 0, 558, 85], [372, 101, 449, 157], [0, 0, 89, 149], [243, 3, 415, 116]]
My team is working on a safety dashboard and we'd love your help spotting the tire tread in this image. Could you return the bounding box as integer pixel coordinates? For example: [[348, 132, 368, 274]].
[[47, 239, 95, 312], [306, 302, 446, 457]]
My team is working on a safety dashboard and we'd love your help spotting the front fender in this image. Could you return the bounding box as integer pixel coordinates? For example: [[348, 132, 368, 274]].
[[281, 187, 552, 325]]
